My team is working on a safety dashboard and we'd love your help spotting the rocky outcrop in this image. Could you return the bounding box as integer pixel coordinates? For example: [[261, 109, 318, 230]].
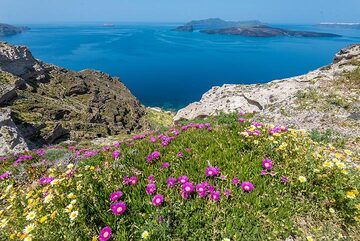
[[174, 19, 339, 37], [201, 26, 340, 37], [0, 72, 26, 106], [0, 108, 28, 155], [0, 42, 146, 148], [175, 44, 360, 139], [0, 24, 29, 37]]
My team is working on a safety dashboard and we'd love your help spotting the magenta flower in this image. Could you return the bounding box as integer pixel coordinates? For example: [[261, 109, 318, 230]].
[[146, 183, 157, 195], [196, 183, 206, 193], [241, 181, 255, 192], [109, 191, 123, 202], [38, 176, 54, 185], [152, 151, 160, 159], [110, 202, 126, 215], [177, 152, 183, 157], [224, 189, 231, 197], [147, 175, 155, 183], [149, 136, 156, 142], [185, 148, 191, 152], [178, 176, 189, 184], [181, 191, 190, 199], [99, 226, 112, 241], [260, 170, 267, 175], [205, 167, 220, 177], [152, 194, 164, 206], [238, 118, 245, 122], [161, 162, 170, 168], [262, 159, 273, 170], [112, 151, 120, 159], [210, 191, 220, 202], [122, 176, 130, 185], [114, 141, 120, 148], [167, 177, 176, 188], [281, 176, 289, 183], [129, 176, 138, 185], [182, 182, 195, 193], [0, 171, 11, 180]]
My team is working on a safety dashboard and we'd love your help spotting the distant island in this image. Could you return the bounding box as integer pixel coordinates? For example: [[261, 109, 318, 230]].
[[0, 23, 29, 37], [317, 22, 360, 30], [174, 18, 340, 37]]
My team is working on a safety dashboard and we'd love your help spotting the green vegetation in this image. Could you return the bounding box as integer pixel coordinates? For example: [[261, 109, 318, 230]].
[[0, 114, 359, 240]]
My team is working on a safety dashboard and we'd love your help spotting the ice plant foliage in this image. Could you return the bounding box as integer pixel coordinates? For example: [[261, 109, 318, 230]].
[[0, 113, 358, 240]]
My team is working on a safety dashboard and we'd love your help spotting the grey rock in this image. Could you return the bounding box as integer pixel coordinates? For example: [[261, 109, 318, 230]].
[[0, 108, 28, 156]]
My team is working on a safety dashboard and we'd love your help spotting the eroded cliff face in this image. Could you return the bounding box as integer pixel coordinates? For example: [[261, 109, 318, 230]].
[[175, 44, 360, 140], [0, 42, 146, 152]]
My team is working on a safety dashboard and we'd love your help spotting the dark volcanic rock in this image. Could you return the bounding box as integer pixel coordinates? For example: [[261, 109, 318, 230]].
[[174, 18, 339, 38], [173, 25, 194, 32], [0, 42, 147, 146], [201, 26, 340, 37], [0, 23, 29, 37]]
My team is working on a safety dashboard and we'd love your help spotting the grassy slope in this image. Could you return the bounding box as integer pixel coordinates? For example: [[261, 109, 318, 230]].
[[0, 114, 359, 241]]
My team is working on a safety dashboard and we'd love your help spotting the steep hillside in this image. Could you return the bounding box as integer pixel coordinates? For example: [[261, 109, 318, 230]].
[[0, 42, 147, 152]]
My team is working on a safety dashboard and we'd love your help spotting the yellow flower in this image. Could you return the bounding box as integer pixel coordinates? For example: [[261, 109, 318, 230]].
[[67, 193, 76, 199], [69, 210, 79, 221], [306, 236, 314, 241], [50, 210, 57, 219], [24, 236, 32, 241], [336, 162, 345, 169], [65, 204, 74, 213], [44, 194, 53, 203], [26, 211, 36, 221], [346, 191, 357, 199], [322, 161, 333, 168], [329, 208, 335, 213], [355, 203, 360, 210], [23, 223, 35, 234], [344, 149, 352, 156], [92, 236, 97, 241], [141, 231, 150, 239], [298, 176, 307, 183], [0, 218, 9, 228], [39, 215, 48, 223], [67, 163, 74, 169], [71, 199, 77, 204], [50, 179, 60, 186]]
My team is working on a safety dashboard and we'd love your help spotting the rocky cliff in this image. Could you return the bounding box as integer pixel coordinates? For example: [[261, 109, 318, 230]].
[[175, 44, 360, 142], [0, 42, 146, 152], [0, 23, 29, 37]]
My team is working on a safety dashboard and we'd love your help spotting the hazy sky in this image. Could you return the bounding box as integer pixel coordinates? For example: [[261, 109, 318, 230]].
[[1, 0, 360, 24]]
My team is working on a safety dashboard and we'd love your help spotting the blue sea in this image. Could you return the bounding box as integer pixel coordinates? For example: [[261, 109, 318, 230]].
[[1, 23, 359, 110]]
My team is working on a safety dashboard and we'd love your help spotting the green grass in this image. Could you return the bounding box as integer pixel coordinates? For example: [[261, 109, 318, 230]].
[[0, 115, 359, 241]]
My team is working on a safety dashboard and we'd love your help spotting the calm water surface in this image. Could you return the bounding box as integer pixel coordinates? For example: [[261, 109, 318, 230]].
[[2, 23, 359, 109]]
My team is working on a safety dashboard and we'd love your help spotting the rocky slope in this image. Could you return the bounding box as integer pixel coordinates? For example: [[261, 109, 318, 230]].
[[175, 44, 360, 144], [0, 42, 146, 153], [0, 23, 29, 37]]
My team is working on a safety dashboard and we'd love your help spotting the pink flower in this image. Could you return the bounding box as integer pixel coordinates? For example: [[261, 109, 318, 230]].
[[109, 191, 123, 202], [0, 171, 11, 180], [178, 176, 188, 184], [238, 118, 245, 122], [99, 226, 112, 241], [205, 167, 220, 177], [224, 189, 231, 197], [262, 159, 273, 170], [147, 175, 155, 183], [232, 178, 239, 185], [149, 136, 157, 142], [146, 183, 157, 195], [112, 151, 120, 159], [129, 176, 138, 185], [152, 194, 164, 206], [110, 202, 126, 215], [210, 191, 220, 202], [182, 182, 195, 193], [38, 176, 54, 185], [241, 181, 254, 192], [161, 162, 170, 168], [185, 148, 191, 152], [177, 152, 183, 157], [167, 177, 176, 188]]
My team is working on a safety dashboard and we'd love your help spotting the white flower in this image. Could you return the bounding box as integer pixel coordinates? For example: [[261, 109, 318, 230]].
[[69, 210, 78, 221], [26, 211, 36, 221], [23, 223, 35, 234]]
